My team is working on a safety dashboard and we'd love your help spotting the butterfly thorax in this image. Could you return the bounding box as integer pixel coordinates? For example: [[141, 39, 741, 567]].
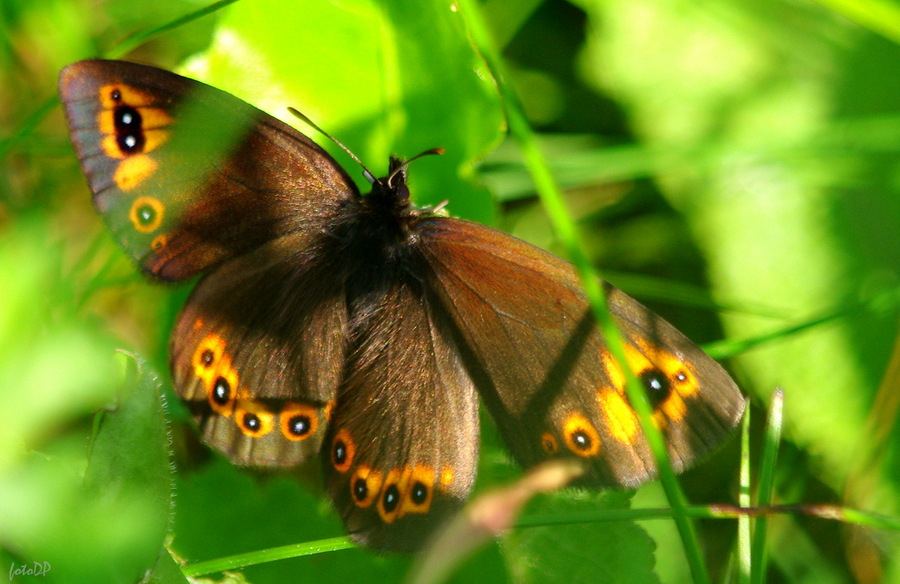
[[347, 157, 424, 263]]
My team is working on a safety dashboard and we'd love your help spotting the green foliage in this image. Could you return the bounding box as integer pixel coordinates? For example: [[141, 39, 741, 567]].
[[505, 490, 658, 584], [2, 0, 900, 582], [181, 0, 503, 222], [82, 356, 174, 584], [0, 229, 174, 584]]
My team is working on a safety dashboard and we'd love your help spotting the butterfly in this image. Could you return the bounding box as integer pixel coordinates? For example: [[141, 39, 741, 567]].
[[59, 59, 745, 552]]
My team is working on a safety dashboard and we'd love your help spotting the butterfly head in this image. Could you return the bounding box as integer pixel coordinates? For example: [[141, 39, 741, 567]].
[[355, 150, 446, 249]]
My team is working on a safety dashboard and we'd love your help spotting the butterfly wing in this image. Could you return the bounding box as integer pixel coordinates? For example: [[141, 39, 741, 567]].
[[169, 230, 348, 467], [417, 217, 745, 488], [60, 59, 362, 466], [59, 59, 358, 281], [322, 269, 480, 551]]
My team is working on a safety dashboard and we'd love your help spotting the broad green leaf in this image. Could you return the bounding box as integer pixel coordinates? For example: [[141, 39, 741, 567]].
[[181, 0, 505, 223], [82, 355, 174, 584], [504, 490, 657, 584]]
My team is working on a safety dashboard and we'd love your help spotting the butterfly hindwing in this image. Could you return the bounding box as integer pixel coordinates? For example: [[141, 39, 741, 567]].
[[322, 267, 480, 552], [59, 59, 358, 281], [169, 231, 348, 467], [417, 217, 745, 488]]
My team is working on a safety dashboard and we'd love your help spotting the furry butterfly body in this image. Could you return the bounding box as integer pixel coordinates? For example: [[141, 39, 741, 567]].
[[60, 59, 745, 552]]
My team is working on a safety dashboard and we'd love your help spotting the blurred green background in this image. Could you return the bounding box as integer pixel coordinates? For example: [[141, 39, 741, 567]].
[[2, 0, 900, 582]]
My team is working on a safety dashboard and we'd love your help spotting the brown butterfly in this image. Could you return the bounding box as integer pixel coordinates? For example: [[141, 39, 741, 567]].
[[59, 59, 745, 552]]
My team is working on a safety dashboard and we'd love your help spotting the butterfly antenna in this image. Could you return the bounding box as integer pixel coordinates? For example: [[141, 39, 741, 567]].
[[287, 106, 377, 184], [387, 147, 445, 185]]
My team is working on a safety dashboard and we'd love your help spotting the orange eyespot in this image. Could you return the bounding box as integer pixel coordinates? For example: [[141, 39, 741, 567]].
[[399, 465, 435, 516], [373, 465, 437, 523], [350, 465, 383, 508], [128, 196, 164, 232], [562, 412, 602, 458], [98, 107, 172, 132], [97, 86, 170, 164], [192, 333, 227, 380], [100, 84, 156, 108], [150, 234, 168, 252], [377, 468, 406, 524], [99, 118, 170, 157], [331, 428, 355, 473], [541, 431, 559, 454], [280, 402, 319, 441], [601, 342, 700, 425], [234, 399, 274, 438], [205, 358, 238, 417], [635, 339, 700, 399]]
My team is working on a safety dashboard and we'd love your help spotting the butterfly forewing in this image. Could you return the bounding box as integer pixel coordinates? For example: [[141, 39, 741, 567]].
[[59, 59, 358, 281], [604, 286, 747, 473], [417, 217, 745, 488]]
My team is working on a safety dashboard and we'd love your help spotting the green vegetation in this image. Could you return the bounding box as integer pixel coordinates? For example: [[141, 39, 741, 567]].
[[2, 0, 900, 582]]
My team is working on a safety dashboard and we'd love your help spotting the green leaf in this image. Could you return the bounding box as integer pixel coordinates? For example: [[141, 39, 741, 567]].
[[0, 221, 174, 584], [145, 548, 191, 584], [81, 354, 174, 584], [181, 0, 505, 223], [504, 491, 658, 584]]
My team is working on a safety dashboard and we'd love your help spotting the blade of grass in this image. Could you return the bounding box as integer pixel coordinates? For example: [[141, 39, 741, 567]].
[[455, 1, 709, 583], [0, 99, 57, 163], [601, 271, 791, 321], [517, 502, 900, 530], [751, 388, 784, 584], [810, 0, 900, 44], [180, 536, 356, 578], [106, 0, 242, 59], [703, 284, 900, 360], [738, 399, 751, 584]]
